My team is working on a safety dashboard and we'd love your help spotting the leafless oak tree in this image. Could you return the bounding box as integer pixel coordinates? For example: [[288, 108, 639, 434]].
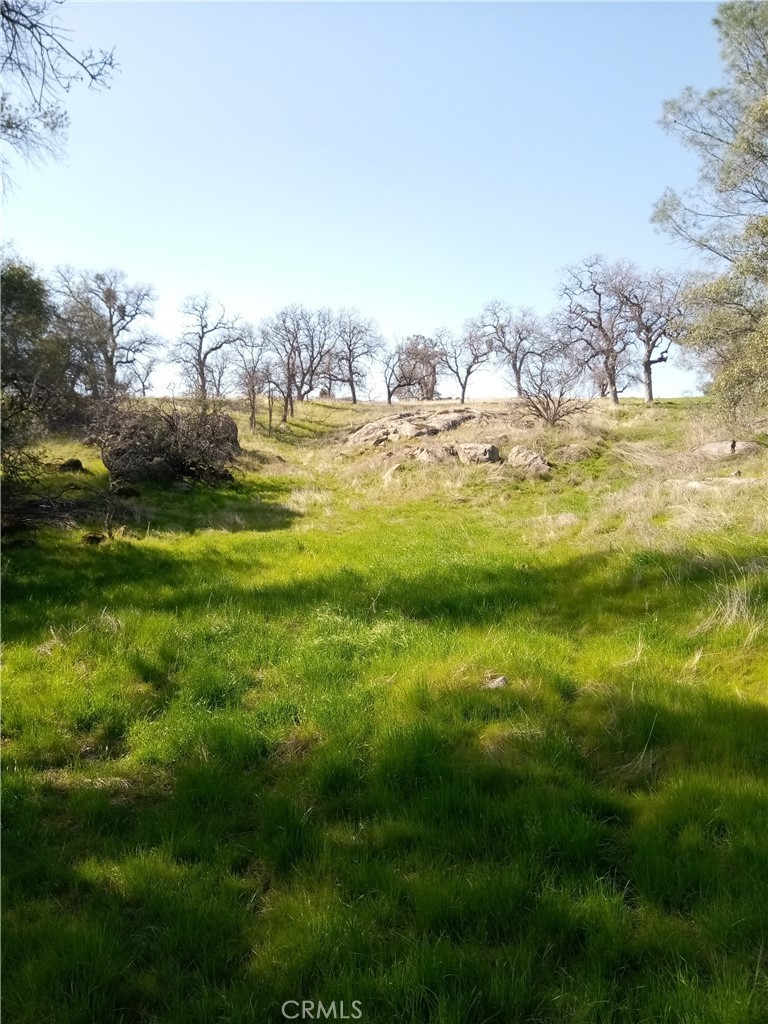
[[332, 308, 382, 404], [176, 294, 249, 403], [561, 256, 637, 405], [518, 322, 591, 426], [611, 264, 689, 403], [234, 326, 267, 431], [259, 305, 337, 420], [475, 301, 540, 397], [436, 325, 493, 404], [383, 335, 441, 403]]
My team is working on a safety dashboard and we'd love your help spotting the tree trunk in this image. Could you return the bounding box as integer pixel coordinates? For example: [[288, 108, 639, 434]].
[[350, 379, 357, 404], [514, 366, 523, 398], [460, 380, 467, 404], [643, 359, 654, 403]]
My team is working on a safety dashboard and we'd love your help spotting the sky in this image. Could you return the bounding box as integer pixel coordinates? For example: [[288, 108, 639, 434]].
[[3, 1, 724, 399]]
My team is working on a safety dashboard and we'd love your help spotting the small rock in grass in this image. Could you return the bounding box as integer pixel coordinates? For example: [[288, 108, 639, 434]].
[[382, 462, 406, 485], [481, 675, 508, 690], [553, 512, 580, 527]]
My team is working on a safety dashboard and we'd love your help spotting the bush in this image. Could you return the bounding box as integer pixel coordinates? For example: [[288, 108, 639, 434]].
[[0, 394, 45, 505], [89, 403, 240, 484]]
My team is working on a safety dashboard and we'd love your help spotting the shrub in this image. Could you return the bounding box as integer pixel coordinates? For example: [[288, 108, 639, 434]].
[[89, 402, 240, 484]]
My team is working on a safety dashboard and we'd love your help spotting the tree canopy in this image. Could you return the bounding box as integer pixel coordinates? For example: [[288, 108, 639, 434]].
[[653, 1, 768, 410], [1, 0, 115, 180]]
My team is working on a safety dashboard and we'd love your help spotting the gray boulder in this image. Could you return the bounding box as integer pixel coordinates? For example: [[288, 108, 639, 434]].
[[506, 445, 551, 476], [456, 443, 501, 464], [412, 444, 457, 464]]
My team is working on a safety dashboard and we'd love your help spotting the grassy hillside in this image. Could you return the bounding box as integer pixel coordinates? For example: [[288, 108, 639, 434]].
[[3, 398, 767, 1024]]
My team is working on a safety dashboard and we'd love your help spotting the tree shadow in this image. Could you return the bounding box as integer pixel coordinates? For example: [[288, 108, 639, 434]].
[[4, 534, 767, 1019], [3, 684, 767, 1023]]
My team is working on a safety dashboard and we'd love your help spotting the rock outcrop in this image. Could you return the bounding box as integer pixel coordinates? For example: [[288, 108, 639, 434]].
[[505, 445, 551, 477], [456, 443, 500, 464], [691, 440, 762, 460], [347, 408, 479, 447]]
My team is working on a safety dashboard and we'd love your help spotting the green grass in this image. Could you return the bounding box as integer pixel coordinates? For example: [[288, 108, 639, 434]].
[[3, 398, 768, 1023]]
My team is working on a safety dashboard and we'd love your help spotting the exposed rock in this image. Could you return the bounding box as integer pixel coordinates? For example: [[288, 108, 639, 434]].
[[680, 477, 764, 490], [58, 458, 87, 473], [348, 408, 478, 447], [505, 445, 551, 477], [481, 675, 507, 690], [382, 462, 406, 485], [553, 512, 580, 527], [412, 444, 456, 464], [102, 451, 176, 484], [456, 443, 501, 464], [422, 409, 478, 432], [552, 444, 592, 464], [209, 413, 241, 452], [395, 421, 438, 439], [348, 413, 414, 446], [691, 440, 762, 460]]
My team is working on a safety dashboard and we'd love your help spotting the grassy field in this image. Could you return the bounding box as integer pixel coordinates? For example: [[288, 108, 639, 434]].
[[3, 397, 768, 1024]]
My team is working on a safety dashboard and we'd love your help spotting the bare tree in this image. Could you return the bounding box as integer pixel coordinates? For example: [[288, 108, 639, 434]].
[[518, 322, 591, 426], [175, 294, 248, 403], [383, 344, 417, 405], [476, 301, 540, 397], [333, 308, 382, 404], [259, 305, 337, 421], [611, 265, 689, 403], [1, 0, 116, 179], [382, 335, 440, 404], [259, 306, 300, 421], [561, 256, 637, 405], [234, 325, 266, 431], [127, 354, 157, 398], [436, 324, 493, 404], [56, 267, 157, 399]]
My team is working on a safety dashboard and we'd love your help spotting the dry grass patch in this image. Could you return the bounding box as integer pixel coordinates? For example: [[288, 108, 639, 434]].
[[690, 571, 766, 644]]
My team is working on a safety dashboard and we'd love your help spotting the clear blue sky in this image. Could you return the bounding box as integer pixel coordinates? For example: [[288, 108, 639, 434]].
[[4, 1, 723, 398]]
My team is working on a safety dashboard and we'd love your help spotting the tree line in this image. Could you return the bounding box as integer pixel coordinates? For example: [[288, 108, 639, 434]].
[[2, 0, 766, 481], [0, 253, 693, 429]]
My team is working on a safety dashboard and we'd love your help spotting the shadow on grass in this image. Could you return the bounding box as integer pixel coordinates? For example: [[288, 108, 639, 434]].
[[3, 530, 768, 1020], [119, 476, 303, 535], [3, 535, 765, 645], [3, 681, 768, 1024]]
